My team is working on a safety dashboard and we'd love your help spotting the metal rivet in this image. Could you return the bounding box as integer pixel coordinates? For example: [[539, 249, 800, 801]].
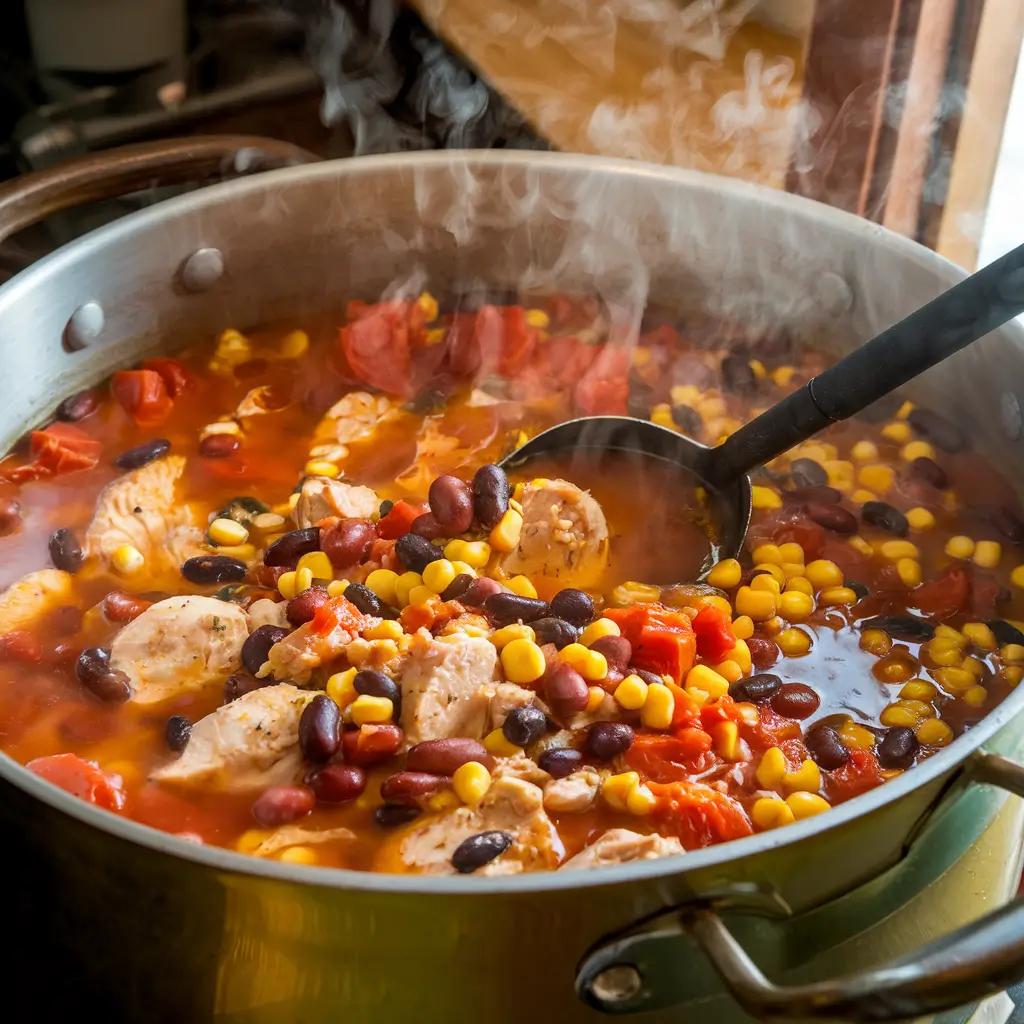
[[180, 248, 224, 292], [817, 273, 854, 317], [63, 301, 104, 350], [1001, 391, 1022, 441], [589, 964, 643, 1004]]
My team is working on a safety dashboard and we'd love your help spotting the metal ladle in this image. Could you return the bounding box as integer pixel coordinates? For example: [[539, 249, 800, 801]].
[[501, 242, 1024, 568]]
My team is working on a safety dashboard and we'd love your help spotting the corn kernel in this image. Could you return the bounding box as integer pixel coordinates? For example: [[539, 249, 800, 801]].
[[896, 400, 916, 420], [407, 585, 436, 607], [783, 758, 821, 793], [963, 685, 988, 707], [500, 638, 547, 684], [945, 535, 975, 560], [819, 587, 858, 607], [751, 796, 795, 830], [848, 535, 874, 556], [707, 558, 743, 589], [776, 627, 812, 657], [879, 540, 920, 561], [773, 543, 802, 565], [364, 620, 403, 642], [293, 552, 331, 584], [1001, 644, 1024, 665], [641, 683, 675, 729], [916, 718, 954, 746], [751, 486, 782, 510], [934, 666, 975, 693], [778, 591, 814, 623], [804, 560, 843, 592], [959, 622, 996, 651], [453, 761, 492, 804], [287, 492, 301, 512], [559, 643, 608, 682], [896, 558, 922, 588], [685, 664, 730, 700], [923, 638, 963, 668], [651, 404, 676, 429], [276, 328, 309, 359], [208, 517, 249, 547], [1003, 666, 1024, 687], [851, 440, 879, 462], [749, 359, 767, 380], [484, 728, 523, 758], [879, 704, 917, 728], [850, 489, 876, 505], [394, 571, 423, 607], [750, 574, 782, 598], [615, 674, 649, 710], [602, 771, 642, 811], [825, 460, 855, 491], [839, 721, 876, 750], [444, 540, 491, 569], [973, 540, 1002, 570], [1012, 565, 1024, 589], [859, 464, 894, 494], [712, 659, 743, 683], [772, 366, 797, 387], [860, 628, 892, 656], [735, 586, 776, 621], [755, 747, 787, 789], [724, 639, 752, 675], [277, 571, 298, 599], [365, 568, 400, 605], [236, 828, 272, 853], [505, 575, 538, 599], [213, 543, 257, 562], [488, 510, 523, 553], [786, 792, 831, 820], [901, 440, 935, 462], [882, 421, 912, 443], [585, 686, 606, 712], [783, 578, 814, 599], [731, 615, 755, 640], [304, 460, 340, 479], [275, 844, 317, 865], [294, 566, 314, 593], [899, 679, 938, 701], [902, 507, 934, 533], [712, 721, 743, 761], [753, 564, 787, 587], [326, 668, 357, 707], [752, 544, 784, 566], [421, 559, 456, 595], [581, 618, 620, 647], [625, 783, 657, 816], [491, 624, 535, 650], [111, 543, 145, 575], [350, 694, 394, 725]]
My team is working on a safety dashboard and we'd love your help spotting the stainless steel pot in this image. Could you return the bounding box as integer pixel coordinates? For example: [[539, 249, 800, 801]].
[[2, 139, 1024, 1023]]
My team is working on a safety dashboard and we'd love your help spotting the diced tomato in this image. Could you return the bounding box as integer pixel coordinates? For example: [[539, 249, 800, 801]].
[[27, 753, 125, 811], [112, 369, 173, 427], [547, 335, 599, 387], [742, 704, 802, 751], [664, 679, 701, 729], [698, 695, 745, 731], [376, 500, 425, 539], [772, 519, 825, 562], [339, 303, 412, 397], [650, 780, 753, 849], [3, 423, 103, 482], [341, 724, 404, 765], [912, 567, 970, 620], [446, 312, 485, 377], [691, 606, 737, 663], [497, 306, 537, 377], [575, 347, 630, 416], [625, 730, 713, 783], [825, 747, 884, 804], [140, 357, 193, 397], [0, 630, 42, 663], [400, 595, 445, 632], [605, 604, 697, 684], [311, 596, 371, 638]]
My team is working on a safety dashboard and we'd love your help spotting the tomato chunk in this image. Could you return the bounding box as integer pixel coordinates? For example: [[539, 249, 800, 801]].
[[0, 630, 42, 662], [339, 303, 412, 397], [311, 596, 372, 638], [140, 357, 193, 397], [825, 747, 884, 804], [376, 500, 425, 540], [691, 606, 737, 663], [912, 567, 970, 620], [625, 731, 713, 783], [112, 369, 173, 427], [575, 347, 629, 416], [2, 423, 102, 482], [650, 780, 753, 849], [341, 724, 404, 765], [27, 753, 125, 811], [606, 604, 697, 684]]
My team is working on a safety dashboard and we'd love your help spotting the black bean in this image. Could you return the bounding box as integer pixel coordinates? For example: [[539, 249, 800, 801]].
[[76, 647, 131, 703], [586, 722, 634, 760], [908, 409, 966, 453], [354, 669, 402, 719], [805, 724, 850, 771], [538, 747, 584, 778], [472, 464, 510, 529], [484, 592, 550, 626], [165, 715, 191, 752], [225, 672, 274, 701], [770, 682, 820, 720], [343, 582, 382, 616], [461, 577, 503, 608], [241, 624, 289, 676], [988, 620, 1024, 647], [908, 457, 948, 490], [395, 533, 445, 574], [429, 475, 475, 534], [181, 555, 247, 585], [56, 389, 100, 422], [728, 672, 781, 703], [48, 527, 83, 573], [114, 438, 171, 470], [791, 457, 828, 489], [804, 503, 859, 534], [862, 501, 909, 537], [670, 404, 703, 436], [784, 485, 843, 505], [846, 580, 870, 600], [532, 617, 580, 650], [374, 804, 421, 828], [549, 589, 595, 627], [502, 706, 548, 748], [441, 573, 474, 602], [634, 669, 664, 688], [451, 830, 514, 873], [860, 615, 935, 642], [264, 528, 321, 568], [877, 726, 919, 768], [299, 694, 341, 762], [720, 353, 757, 394], [378, 499, 395, 519], [990, 507, 1024, 546]]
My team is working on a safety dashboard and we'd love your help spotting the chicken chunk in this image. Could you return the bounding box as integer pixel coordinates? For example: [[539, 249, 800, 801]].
[[109, 596, 248, 704], [246, 598, 289, 631], [307, 391, 396, 463], [151, 684, 314, 793], [391, 776, 563, 875], [543, 770, 601, 813], [253, 825, 355, 857], [82, 456, 203, 575], [262, 613, 372, 685], [0, 569, 74, 631], [501, 478, 608, 587], [492, 754, 552, 787], [488, 682, 540, 731], [560, 828, 684, 870], [399, 633, 498, 745], [294, 477, 380, 529]]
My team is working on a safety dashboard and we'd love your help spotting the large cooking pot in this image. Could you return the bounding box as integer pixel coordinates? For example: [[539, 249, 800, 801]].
[[2, 138, 1024, 1024]]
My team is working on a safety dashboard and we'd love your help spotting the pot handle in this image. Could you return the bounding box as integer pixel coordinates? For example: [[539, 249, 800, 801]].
[[0, 135, 320, 247], [576, 750, 1024, 1022]]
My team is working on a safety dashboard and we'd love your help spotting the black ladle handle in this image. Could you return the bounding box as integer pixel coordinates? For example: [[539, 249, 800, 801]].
[[701, 240, 1024, 489]]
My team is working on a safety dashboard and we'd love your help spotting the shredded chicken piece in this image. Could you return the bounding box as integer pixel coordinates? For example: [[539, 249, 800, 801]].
[[308, 391, 396, 463], [0, 569, 74, 631], [560, 828, 684, 869], [294, 477, 379, 529], [264, 613, 376, 685], [543, 770, 601, 813], [253, 825, 356, 857]]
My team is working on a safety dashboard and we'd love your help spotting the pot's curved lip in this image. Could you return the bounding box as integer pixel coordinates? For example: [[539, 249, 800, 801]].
[[1, 149, 1021, 895]]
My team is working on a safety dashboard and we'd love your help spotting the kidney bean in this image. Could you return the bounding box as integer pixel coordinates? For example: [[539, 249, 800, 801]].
[[114, 438, 171, 470], [671, 404, 703, 436], [406, 738, 493, 775], [354, 669, 402, 719], [907, 456, 948, 490], [0, 630, 42, 663], [484, 592, 550, 625], [452, 830, 514, 873], [634, 668, 664, 688], [305, 764, 366, 804], [544, 663, 590, 718], [729, 672, 781, 703], [461, 577, 503, 607], [181, 555, 247, 585], [264, 527, 321, 568], [0, 497, 20, 537], [804, 503, 858, 534], [224, 672, 274, 701], [908, 408, 965, 453], [746, 636, 780, 671], [76, 647, 131, 703], [321, 519, 375, 567], [251, 785, 315, 827], [380, 771, 450, 805], [441, 573, 474, 601], [287, 585, 331, 626], [862, 501, 909, 537], [590, 635, 632, 671], [502, 706, 548, 748], [805, 723, 850, 771], [395, 533, 446, 574], [374, 804, 421, 828], [532, 617, 580, 650], [587, 721, 635, 760], [473, 464, 510, 529], [860, 615, 935, 642], [877, 726, 919, 769], [241, 624, 289, 676], [549, 589, 595, 627], [791, 457, 828, 488], [537, 747, 584, 778], [199, 433, 241, 459], [299, 694, 341, 762], [720, 353, 757, 394], [990, 507, 1024, 546], [410, 513, 447, 540], [429, 475, 475, 534], [342, 723, 404, 765], [770, 682, 820, 720], [784, 486, 842, 505], [165, 715, 191, 752], [56, 388, 100, 422], [48, 527, 83, 573], [988, 620, 1024, 646], [101, 592, 153, 623]]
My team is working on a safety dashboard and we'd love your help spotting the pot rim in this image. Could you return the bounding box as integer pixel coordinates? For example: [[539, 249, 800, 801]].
[[2, 149, 1022, 894]]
